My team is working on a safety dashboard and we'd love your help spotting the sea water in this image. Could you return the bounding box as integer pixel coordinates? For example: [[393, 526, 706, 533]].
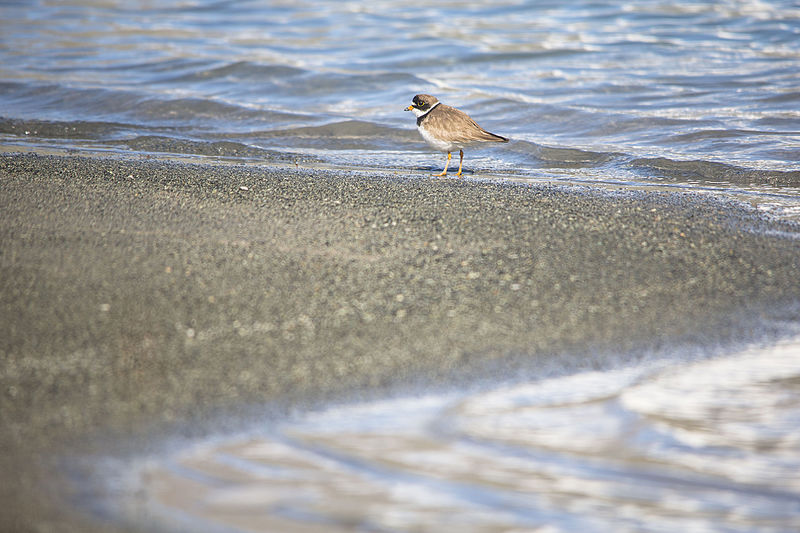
[[111, 337, 800, 532], [1, 1, 799, 216]]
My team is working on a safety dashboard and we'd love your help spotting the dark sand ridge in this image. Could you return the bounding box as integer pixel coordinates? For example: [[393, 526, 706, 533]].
[[1, 153, 799, 532]]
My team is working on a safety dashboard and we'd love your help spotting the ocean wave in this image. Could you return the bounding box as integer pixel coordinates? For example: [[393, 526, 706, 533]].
[[629, 157, 800, 187], [154, 60, 308, 85], [0, 82, 312, 129], [255, 120, 415, 140], [110, 136, 319, 162]]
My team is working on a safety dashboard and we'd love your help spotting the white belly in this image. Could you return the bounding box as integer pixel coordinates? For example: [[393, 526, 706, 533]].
[[418, 124, 461, 153]]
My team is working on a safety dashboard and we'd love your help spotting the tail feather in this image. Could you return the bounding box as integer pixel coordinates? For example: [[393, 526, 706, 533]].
[[472, 119, 508, 143], [477, 128, 509, 143], [485, 131, 509, 143]]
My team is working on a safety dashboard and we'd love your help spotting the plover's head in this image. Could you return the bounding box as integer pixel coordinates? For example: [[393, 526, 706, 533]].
[[405, 94, 439, 117]]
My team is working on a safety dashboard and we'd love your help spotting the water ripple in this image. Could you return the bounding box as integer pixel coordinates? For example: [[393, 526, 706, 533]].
[[124, 339, 800, 532]]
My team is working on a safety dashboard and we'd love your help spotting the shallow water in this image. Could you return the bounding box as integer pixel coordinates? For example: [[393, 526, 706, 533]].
[[2, 1, 800, 216], [113, 337, 800, 533]]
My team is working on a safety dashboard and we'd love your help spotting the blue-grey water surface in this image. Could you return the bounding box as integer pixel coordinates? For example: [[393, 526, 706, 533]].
[[2, 0, 799, 218], [3, 2, 800, 532], [111, 338, 800, 533]]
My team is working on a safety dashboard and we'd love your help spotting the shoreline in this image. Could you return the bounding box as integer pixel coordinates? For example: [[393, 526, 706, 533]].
[[2, 152, 799, 532]]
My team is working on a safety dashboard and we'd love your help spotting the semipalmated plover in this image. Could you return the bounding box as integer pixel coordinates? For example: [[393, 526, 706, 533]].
[[405, 94, 508, 177]]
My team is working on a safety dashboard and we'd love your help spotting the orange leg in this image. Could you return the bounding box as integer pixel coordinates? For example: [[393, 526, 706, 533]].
[[434, 151, 451, 177], [456, 150, 464, 177]]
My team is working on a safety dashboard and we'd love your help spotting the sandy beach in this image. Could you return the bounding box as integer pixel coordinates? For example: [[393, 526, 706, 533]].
[[1, 152, 799, 532]]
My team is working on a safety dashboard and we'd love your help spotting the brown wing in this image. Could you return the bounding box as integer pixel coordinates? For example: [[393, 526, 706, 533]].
[[426, 104, 509, 144]]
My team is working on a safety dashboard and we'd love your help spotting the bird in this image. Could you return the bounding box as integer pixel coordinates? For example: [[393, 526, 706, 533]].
[[405, 94, 508, 177]]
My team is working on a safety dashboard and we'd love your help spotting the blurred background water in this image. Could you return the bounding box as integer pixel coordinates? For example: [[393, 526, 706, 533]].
[[1, 0, 799, 216], [117, 337, 800, 533], [3, 1, 800, 531]]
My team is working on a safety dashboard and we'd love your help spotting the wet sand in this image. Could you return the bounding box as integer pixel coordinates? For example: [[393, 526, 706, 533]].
[[1, 152, 799, 533]]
